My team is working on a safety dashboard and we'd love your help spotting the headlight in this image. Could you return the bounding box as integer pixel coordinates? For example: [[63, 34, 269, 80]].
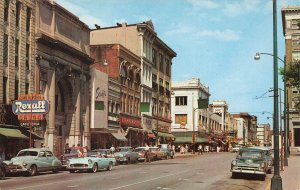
[[232, 160, 237, 166], [88, 159, 92, 164], [22, 162, 27, 167], [261, 162, 265, 168], [66, 160, 70, 164]]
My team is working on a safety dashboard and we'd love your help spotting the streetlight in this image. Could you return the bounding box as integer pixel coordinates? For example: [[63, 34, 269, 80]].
[[255, 1, 282, 189]]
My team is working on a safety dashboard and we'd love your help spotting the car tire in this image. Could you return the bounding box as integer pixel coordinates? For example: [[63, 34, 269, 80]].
[[107, 162, 113, 171], [69, 169, 75, 173], [52, 168, 59, 173], [0, 166, 6, 180], [28, 165, 37, 176], [90, 163, 98, 173], [232, 172, 239, 179]]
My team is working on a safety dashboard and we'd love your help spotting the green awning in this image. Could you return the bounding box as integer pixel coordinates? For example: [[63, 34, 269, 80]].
[[157, 132, 176, 139], [174, 136, 208, 143], [0, 128, 29, 139]]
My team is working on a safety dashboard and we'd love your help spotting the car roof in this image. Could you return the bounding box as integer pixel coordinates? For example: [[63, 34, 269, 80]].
[[19, 148, 51, 152]]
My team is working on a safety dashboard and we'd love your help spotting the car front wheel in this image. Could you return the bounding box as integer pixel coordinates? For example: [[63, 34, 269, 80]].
[[90, 163, 98, 173], [0, 166, 6, 180], [107, 162, 113, 171], [28, 165, 37, 176]]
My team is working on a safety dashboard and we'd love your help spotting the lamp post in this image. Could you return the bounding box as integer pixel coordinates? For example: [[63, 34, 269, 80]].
[[254, 1, 282, 189]]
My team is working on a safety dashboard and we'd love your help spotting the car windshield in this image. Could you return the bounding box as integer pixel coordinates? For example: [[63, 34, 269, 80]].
[[116, 148, 131, 152], [240, 151, 262, 158], [17, 151, 38, 157], [135, 148, 145, 152]]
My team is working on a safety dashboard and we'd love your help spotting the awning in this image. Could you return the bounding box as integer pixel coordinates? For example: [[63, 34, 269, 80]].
[[25, 131, 44, 140], [0, 128, 29, 139], [174, 136, 208, 144], [147, 133, 156, 138], [111, 132, 127, 141], [157, 132, 176, 139]]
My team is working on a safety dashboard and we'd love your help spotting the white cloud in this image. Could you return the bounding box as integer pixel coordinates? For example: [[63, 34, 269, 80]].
[[186, 0, 220, 9], [224, 0, 260, 17], [165, 26, 194, 36], [196, 29, 241, 41]]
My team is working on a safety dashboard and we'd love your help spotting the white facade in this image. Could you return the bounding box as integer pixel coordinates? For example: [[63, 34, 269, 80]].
[[212, 100, 228, 132], [236, 118, 248, 145], [171, 78, 210, 132], [257, 125, 265, 147]]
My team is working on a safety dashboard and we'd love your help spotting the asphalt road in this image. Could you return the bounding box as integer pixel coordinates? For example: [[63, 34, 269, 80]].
[[0, 152, 271, 190]]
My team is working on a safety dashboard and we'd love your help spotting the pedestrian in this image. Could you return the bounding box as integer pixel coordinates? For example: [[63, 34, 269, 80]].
[[110, 144, 115, 154], [144, 143, 151, 163], [185, 144, 188, 153], [198, 144, 203, 155], [0, 146, 5, 161]]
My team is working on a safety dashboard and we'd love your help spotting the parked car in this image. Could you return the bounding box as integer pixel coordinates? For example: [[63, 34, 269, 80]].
[[247, 146, 273, 172], [159, 144, 174, 159], [66, 151, 116, 173], [0, 160, 7, 180], [150, 147, 166, 160], [114, 147, 139, 164], [134, 147, 154, 162], [232, 144, 242, 153], [160, 147, 175, 159], [3, 148, 62, 176], [60, 147, 83, 169], [231, 148, 270, 181], [92, 149, 113, 158]]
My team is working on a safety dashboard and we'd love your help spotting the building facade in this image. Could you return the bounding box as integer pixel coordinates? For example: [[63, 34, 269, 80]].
[[257, 124, 271, 146], [35, 0, 93, 155], [90, 21, 176, 146], [281, 6, 300, 151], [0, 0, 37, 158], [89, 44, 142, 147]]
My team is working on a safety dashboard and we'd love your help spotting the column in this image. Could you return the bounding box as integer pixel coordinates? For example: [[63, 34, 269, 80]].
[[47, 67, 56, 151]]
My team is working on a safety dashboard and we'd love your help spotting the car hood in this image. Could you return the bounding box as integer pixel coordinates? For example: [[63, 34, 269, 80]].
[[8, 156, 37, 164], [237, 158, 264, 164], [69, 157, 96, 164]]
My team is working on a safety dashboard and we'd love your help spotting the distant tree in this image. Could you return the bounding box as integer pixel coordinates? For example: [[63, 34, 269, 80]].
[[280, 61, 300, 111]]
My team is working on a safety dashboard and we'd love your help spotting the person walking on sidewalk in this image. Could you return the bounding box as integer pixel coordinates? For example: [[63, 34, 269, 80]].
[[198, 144, 203, 155], [144, 143, 151, 163]]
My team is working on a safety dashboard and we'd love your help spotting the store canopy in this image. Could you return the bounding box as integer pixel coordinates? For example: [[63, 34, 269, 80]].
[[111, 132, 127, 141], [24, 131, 44, 140], [174, 136, 208, 144], [0, 128, 29, 139], [157, 132, 176, 139]]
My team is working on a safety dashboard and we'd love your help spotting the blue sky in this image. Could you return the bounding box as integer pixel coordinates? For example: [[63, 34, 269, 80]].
[[56, 0, 300, 126]]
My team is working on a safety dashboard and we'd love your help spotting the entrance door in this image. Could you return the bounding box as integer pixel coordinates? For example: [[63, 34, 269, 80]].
[[294, 128, 300, 147]]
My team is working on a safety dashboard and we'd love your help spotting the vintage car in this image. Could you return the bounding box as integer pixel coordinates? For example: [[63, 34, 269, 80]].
[[150, 147, 166, 160], [66, 151, 116, 173], [60, 146, 85, 169], [0, 160, 7, 180], [232, 144, 242, 153], [231, 148, 271, 180], [134, 147, 154, 162], [4, 148, 62, 176], [114, 147, 139, 164], [160, 144, 174, 159], [160, 147, 174, 159]]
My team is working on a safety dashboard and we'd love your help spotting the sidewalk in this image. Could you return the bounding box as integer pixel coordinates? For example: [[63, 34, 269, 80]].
[[265, 152, 300, 190]]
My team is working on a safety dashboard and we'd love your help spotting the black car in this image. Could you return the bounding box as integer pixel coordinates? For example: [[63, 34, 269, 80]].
[[0, 160, 6, 180]]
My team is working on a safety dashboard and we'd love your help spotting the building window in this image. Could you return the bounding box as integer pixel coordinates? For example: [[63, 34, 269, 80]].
[[175, 96, 187, 106], [3, 77, 7, 104], [166, 60, 170, 76], [26, 7, 31, 32], [175, 114, 187, 124], [4, 0, 9, 22], [159, 78, 163, 86], [165, 82, 170, 90], [3, 34, 8, 65], [16, 1, 21, 27], [15, 39, 19, 67], [152, 74, 157, 83], [15, 80, 19, 100], [25, 83, 29, 94], [292, 51, 300, 61], [26, 44, 30, 70], [159, 53, 164, 72], [152, 49, 157, 67]]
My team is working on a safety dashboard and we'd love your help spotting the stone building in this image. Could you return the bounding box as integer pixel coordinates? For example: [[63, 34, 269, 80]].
[[281, 6, 300, 151], [35, 0, 93, 155], [0, 0, 36, 157]]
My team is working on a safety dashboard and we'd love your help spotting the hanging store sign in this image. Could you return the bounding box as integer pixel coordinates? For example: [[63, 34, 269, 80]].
[[12, 94, 50, 121]]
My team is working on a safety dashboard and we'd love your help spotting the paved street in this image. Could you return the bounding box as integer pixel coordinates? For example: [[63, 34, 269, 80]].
[[0, 153, 270, 190]]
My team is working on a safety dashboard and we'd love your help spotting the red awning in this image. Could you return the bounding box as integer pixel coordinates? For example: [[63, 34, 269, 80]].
[[147, 133, 156, 138]]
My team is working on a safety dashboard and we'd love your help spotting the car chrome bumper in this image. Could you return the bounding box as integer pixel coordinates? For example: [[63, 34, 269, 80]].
[[231, 169, 265, 175]]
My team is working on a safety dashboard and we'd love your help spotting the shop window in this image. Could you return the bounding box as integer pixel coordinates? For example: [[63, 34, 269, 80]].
[[175, 114, 187, 124]]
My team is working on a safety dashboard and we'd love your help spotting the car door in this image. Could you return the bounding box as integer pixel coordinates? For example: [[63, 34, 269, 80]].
[[38, 151, 48, 171], [46, 151, 56, 170]]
